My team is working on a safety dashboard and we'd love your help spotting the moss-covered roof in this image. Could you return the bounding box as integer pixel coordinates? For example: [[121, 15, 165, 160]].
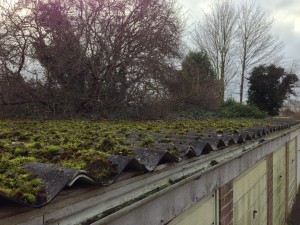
[[0, 119, 297, 207]]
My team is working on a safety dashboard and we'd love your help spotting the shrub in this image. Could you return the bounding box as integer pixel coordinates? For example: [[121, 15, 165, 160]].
[[218, 99, 268, 119], [167, 99, 268, 120]]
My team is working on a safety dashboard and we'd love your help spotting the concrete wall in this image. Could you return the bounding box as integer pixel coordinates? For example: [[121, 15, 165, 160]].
[[297, 135, 300, 188], [273, 146, 286, 225], [233, 159, 267, 225], [287, 138, 297, 215], [168, 193, 217, 225]]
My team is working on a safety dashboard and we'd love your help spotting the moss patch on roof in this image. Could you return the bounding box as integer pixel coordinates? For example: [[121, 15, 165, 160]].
[[0, 119, 272, 204]]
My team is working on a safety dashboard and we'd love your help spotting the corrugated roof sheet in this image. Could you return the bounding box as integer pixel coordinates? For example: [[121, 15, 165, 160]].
[[0, 119, 298, 208]]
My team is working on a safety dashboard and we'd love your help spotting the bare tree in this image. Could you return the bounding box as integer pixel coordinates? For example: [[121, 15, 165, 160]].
[[193, 0, 237, 101], [236, 1, 283, 103], [0, 2, 39, 108], [0, 0, 184, 117]]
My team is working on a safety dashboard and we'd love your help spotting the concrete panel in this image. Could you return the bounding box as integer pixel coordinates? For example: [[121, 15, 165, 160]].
[[233, 159, 267, 225], [168, 193, 216, 225], [273, 146, 286, 225], [297, 135, 300, 187], [287, 138, 297, 214]]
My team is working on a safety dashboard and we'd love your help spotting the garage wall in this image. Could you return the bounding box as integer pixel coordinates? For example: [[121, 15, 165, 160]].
[[273, 146, 286, 225], [168, 192, 217, 225], [287, 138, 297, 215], [233, 159, 267, 225], [297, 135, 300, 188], [167, 138, 299, 225], [171, 137, 298, 225]]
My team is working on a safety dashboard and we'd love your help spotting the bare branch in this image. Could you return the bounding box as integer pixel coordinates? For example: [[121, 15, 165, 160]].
[[236, 0, 284, 102]]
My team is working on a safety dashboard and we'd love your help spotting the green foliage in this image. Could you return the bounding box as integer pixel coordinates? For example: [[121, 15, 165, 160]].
[[168, 51, 221, 110], [218, 99, 268, 119], [167, 99, 267, 119], [248, 64, 299, 116], [181, 51, 216, 81], [167, 109, 215, 120]]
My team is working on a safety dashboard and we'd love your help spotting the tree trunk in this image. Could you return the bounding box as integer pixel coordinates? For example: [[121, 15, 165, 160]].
[[240, 62, 246, 103], [220, 62, 225, 102]]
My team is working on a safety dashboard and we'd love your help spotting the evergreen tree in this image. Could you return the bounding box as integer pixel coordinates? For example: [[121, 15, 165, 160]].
[[248, 65, 298, 116], [169, 51, 221, 110]]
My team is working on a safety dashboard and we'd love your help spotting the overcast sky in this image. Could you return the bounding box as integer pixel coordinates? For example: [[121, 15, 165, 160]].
[[179, 0, 300, 74]]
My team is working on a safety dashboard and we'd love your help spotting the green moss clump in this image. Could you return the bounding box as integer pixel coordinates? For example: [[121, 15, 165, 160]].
[[216, 128, 224, 133], [100, 137, 115, 151], [159, 137, 173, 143], [0, 156, 46, 205], [141, 137, 155, 147], [47, 145, 60, 154]]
